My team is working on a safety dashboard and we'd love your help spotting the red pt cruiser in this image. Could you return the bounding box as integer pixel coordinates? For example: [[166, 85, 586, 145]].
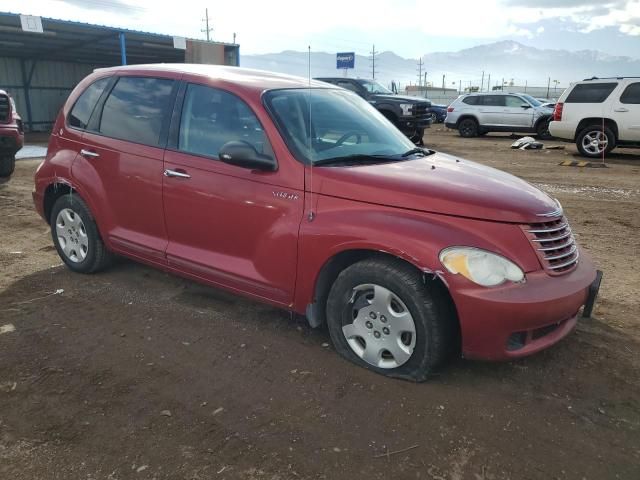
[[33, 65, 601, 381]]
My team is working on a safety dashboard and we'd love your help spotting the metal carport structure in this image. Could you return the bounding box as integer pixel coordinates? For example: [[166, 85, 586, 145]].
[[0, 12, 240, 131]]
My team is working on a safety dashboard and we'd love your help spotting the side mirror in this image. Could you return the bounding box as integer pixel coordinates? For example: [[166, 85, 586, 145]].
[[521, 104, 532, 109], [219, 141, 276, 171]]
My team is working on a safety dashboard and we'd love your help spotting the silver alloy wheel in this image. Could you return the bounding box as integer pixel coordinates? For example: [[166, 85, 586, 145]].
[[342, 284, 417, 369], [582, 130, 608, 155], [55, 208, 89, 263]]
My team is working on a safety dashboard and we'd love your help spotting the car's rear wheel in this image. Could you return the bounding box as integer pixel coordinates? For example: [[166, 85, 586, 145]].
[[0, 155, 15, 177], [50, 194, 112, 273], [325, 258, 455, 382], [458, 118, 478, 138], [536, 119, 553, 140], [576, 125, 615, 158]]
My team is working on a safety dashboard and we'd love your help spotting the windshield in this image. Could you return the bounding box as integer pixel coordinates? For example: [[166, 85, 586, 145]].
[[359, 80, 394, 94], [520, 94, 542, 107], [264, 88, 416, 165]]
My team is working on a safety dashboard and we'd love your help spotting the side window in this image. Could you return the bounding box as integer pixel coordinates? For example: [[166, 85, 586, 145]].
[[505, 96, 526, 108], [178, 84, 273, 160], [99, 77, 175, 146], [565, 83, 617, 103], [337, 81, 360, 93], [68, 77, 110, 129], [620, 83, 640, 104], [481, 95, 505, 107], [462, 96, 478, 105]]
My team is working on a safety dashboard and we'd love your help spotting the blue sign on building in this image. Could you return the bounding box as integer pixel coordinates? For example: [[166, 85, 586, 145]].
[[336, 52, 355, 69]]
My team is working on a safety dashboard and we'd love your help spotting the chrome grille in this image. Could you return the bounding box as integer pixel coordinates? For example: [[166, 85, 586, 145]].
[[523, 217, 579, 274], [0, 95, 9, 123]]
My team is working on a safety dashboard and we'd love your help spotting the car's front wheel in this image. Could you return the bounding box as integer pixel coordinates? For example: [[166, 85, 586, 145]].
[[0, 155, 15, 177], [458, 118, 478, 138], [576, 125, 615, 158], [326, 258, 455, 382], [536, 119, 553, 140], [50, 194, 112, 273]]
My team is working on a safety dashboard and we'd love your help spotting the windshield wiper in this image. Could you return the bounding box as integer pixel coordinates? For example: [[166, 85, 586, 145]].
[[401, 147, 432, 158], [313, 154, 397, 167]]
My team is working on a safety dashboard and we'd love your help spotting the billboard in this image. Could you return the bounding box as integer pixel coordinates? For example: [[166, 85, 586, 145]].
[[336, 52, 355, 69]]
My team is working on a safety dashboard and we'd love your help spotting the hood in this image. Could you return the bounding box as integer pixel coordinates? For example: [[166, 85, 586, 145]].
[[371, 94, 430, 105], [313, 152, 558, 223]]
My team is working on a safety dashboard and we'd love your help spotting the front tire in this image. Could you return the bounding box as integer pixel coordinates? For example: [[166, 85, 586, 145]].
[[50, 194, 112, 273], [576, 125, 615, 158], [536, 119, 553, 140], [458, 118, 478, 138], [0, 155, 15, 177], [326, 258, 455, 382]]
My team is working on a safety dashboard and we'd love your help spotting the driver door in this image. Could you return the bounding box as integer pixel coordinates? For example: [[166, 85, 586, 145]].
[[503, 95, 534, 128], [162, 83, 304, 305]]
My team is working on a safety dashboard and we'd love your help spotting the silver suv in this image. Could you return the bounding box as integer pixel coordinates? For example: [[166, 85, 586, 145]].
[[445, 93, 553, 139]]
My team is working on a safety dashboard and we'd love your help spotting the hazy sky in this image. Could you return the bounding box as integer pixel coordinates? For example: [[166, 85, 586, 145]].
[[4, 0, 640, 58]]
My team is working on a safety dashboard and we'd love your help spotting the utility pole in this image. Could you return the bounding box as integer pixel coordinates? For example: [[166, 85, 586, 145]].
[[442, 74, 445, 94], [370, 44, 378, 79], [201, 8, 213, 41], [546, 77, 551, 98], [417, 58, 423, 87], [487, 73, 490, 92], [480, 71, 484, 92], [233, 32, 236, 44], [458, 79, 461, 93]]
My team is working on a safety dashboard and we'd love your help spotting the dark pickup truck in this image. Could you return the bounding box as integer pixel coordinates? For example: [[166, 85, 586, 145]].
[[0, 89, 24, 177], [315, 77, 432, 144]]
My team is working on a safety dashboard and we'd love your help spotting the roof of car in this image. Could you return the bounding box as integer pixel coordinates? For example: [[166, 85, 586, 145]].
[[95, 64, 330, 91]]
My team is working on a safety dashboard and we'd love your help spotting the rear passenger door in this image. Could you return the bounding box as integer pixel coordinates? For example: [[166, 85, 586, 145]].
[[74, 75, 178, 261], [614, 82, 640, 141], [478, 95, 506, 126]]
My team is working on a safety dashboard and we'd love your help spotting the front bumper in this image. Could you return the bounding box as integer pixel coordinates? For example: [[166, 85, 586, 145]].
[[398, 115, 432, 135], [451, 249, 599, 360], [0, 127, 24, 155]]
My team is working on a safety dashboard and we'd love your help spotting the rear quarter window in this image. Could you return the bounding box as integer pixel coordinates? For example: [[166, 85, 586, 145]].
[[620, 82, 640, 104], [68, 77, 110, 130], [565, 83, 617, 103], [462, 96, 479, 105]]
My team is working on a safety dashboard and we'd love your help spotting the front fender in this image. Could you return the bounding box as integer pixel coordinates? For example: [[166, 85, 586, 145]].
[[292, 194, 540, 313]]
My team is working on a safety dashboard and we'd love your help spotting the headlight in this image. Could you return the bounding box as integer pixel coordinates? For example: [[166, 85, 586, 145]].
[[439, 247, 525, 287], [399, 103, 414, 116]]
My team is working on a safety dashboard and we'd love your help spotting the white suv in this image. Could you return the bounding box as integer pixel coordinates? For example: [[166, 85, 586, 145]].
[[445, 92, 553, 139], [550, 77, 640, 158]]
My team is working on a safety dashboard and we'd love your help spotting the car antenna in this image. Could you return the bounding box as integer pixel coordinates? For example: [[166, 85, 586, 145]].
[[307, 44, 315, 221]]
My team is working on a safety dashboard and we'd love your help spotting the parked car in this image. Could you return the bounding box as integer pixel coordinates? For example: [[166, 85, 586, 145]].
[[314, 77, 432, 144], [549, 77, 640, 158], [445, 92, 553, 139], [0, 89, 24, 177], [427, 103, 448, 123], [34, 65, 601, 381]]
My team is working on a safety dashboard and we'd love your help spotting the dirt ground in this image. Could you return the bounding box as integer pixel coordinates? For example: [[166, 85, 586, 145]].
[[1, 130, 639, 480]]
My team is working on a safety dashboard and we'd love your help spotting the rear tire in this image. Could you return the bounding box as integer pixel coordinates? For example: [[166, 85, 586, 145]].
[[325, 258, 456, 382], [576, 125, 615, 158], [458, 118, 478, 138], [50, 193, 112, 273], [0, 155, 15, 177]]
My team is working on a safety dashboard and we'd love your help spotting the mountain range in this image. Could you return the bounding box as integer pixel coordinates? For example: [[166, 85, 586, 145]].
[[240, 41, 640, 89]]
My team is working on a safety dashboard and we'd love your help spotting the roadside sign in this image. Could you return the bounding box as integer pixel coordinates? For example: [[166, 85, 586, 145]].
[[336, 52, 355, 69]]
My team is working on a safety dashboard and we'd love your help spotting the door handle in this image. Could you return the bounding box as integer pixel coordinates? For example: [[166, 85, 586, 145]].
[[164, 168, 191, 179], [80, 149, 100, 159], [614, 107, 629, 112]]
